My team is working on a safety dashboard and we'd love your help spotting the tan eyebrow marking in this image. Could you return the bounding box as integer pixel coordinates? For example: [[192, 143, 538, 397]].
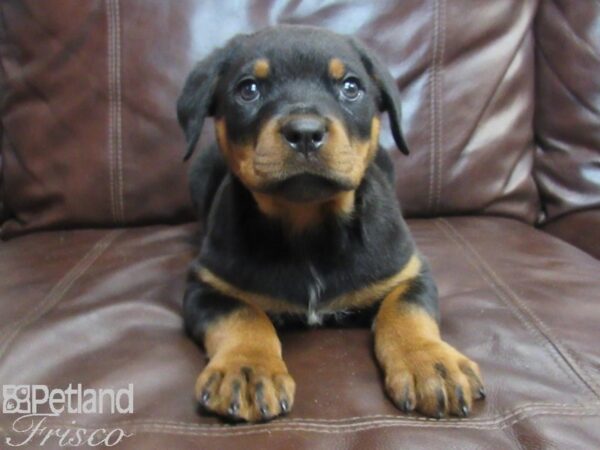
[[253, 58, 270, 79], [328, 58, 345, 80]]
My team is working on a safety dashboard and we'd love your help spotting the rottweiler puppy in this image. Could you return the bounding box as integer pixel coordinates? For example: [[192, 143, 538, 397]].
[[177, 25, 484, 423]]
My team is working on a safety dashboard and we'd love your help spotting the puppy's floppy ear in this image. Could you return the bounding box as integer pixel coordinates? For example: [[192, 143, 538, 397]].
[[177, 36, 244, 161], [349, 38, 409, 155]]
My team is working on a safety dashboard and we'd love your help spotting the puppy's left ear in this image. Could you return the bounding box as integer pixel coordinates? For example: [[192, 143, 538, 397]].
[[177, 35, 244, 161], [349, 38, 409, 155]]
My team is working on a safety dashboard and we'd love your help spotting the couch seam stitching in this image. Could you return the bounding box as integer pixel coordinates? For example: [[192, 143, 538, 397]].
[[37, 401, 598, 428], [436, 218, 600, 399], [114, 0, 124, 223], [106, 0, 117, 224], [434, 0, 446, 212], [9, 402, 599, 433], [427, 0, 439, 212], [133, 411, 600, 435], [0, 230, 122, 362], [116, 410, 600, 434], [13, 405, 600, 436]]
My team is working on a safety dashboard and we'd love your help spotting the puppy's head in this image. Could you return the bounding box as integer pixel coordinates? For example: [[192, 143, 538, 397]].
[[177, 26, 408, 204]]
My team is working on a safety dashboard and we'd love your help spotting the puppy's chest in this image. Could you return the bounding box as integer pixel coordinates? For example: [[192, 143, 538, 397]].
[[250, 266, 376, 324], [199, 182, 414, 325], [199, 251, 410, 327], [293, 263, 393, 326]]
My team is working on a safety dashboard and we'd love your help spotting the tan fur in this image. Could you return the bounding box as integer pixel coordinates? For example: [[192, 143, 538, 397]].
[[330, 190, 356, 218], [216, 118, 287, 190], [321, 117, 380, 187], [373, 281, 484, 418], [253, 58, 270, 78], [216, 114, 380, 232], [216, 119, 271, 188], [325, 253, 421, 311], [328, 58, 345, 80], [253, 191, 355, 233], [203, 308, 281, 361], [195, 307, 295, 422]]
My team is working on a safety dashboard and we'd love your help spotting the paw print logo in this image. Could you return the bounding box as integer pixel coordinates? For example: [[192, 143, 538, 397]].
[[3, 385, 31, 414]]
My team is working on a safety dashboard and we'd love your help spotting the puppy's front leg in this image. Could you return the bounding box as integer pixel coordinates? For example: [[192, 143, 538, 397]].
[[373, 269, 485, 418], [184, 281, 295, 422]]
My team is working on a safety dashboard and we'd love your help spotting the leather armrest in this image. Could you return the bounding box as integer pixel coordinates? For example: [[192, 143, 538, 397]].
[[541, 210, 600, 259], [0, 131, 4, 225]]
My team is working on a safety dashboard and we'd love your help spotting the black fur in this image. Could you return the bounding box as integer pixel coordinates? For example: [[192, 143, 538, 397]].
[[401, 267, 440, 323], [183, 281, 243, 341], [188, 144, 228, 218], [349, 37, 409, 154], [177, 34, 247, 160]]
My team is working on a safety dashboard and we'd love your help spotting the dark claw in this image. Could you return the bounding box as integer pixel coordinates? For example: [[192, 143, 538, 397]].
[[477, 387, 486, 399], [200, 373, 220, 406], [400, 385, 413, 412], [200, 390, 210, 405], [462, 366, 485, 399], [460, 404, 469, 417], [280, 399, 289, 413], [226, 379, 242, 416], [228, 401, 240, 416], [455, 386, 469, 417], [260, 405, 270, 418], [254, 382, 270, 419], [435, 389, 446, 419]]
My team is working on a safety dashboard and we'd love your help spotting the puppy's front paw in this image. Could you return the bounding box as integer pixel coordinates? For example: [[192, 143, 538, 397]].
[[383, 340, 485, 418], [195, 352, 295, 422]]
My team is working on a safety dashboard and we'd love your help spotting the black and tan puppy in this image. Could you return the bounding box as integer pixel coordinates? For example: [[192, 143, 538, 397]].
[[177, 25, 484, 422]]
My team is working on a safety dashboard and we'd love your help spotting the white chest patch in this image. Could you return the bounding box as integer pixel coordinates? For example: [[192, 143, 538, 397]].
[[307, 264, 325, 326]]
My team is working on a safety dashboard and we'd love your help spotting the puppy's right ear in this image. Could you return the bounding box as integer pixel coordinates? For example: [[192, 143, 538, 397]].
[[177, 44, 232, 161]]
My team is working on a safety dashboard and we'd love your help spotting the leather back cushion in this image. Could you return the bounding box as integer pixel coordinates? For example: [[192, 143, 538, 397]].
[[0, 0, 540, 237], [534, 0, 600, 224]]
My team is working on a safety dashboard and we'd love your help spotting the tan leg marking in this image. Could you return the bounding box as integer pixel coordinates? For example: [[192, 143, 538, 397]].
[[374, 283, 485, 418], [325, 253, 421, 312], [196, 307, 295, 422]]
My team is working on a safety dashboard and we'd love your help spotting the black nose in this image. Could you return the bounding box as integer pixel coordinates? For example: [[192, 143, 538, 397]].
[[281, 117, 327, 154]]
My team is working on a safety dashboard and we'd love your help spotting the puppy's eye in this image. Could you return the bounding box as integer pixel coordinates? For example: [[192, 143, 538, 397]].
[[236, 79, 260, 102], [340, 77, 362, 101]]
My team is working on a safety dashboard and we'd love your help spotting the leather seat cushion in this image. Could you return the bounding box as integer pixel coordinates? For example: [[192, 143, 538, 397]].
[[0, 217, 598, 448]]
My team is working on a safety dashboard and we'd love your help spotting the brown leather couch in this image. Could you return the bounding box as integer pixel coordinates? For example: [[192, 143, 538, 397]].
[[1, 1, 599, 448]]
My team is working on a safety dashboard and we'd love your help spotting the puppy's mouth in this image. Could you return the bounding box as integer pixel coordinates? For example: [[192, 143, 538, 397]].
[[235, 114, 370, 202], [258, 172, 355, 203]]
